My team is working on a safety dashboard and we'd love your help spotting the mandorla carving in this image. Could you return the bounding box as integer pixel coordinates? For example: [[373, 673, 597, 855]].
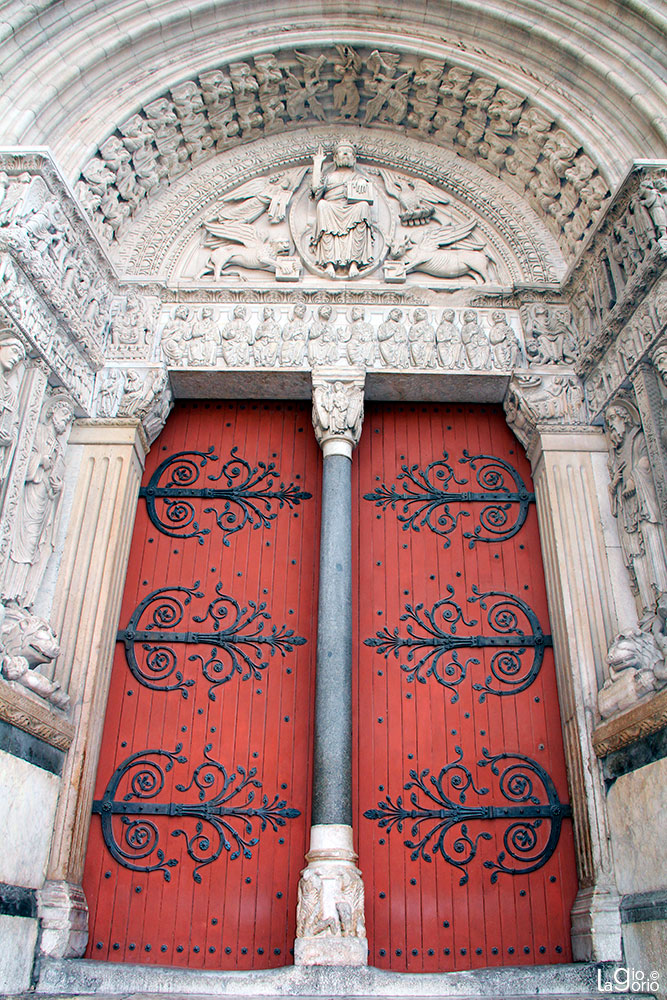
[[0, 604, 69, 710]]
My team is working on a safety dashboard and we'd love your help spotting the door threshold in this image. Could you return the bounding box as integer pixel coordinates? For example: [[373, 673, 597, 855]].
[[35, 957, 627, 998]]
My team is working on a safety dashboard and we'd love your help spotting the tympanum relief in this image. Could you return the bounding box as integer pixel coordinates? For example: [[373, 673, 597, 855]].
[[180, 141, 500, 288]]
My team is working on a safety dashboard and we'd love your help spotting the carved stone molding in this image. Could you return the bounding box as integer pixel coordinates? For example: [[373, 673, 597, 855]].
[[311, 368, 365, 455], [585, 274, 667, 419], [0, 680, 74, 750], [593, 687, 667, 758], [566, 163, 667, 373]]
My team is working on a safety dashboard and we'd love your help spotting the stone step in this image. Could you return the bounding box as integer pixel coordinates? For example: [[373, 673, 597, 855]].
[[28, 958, 642, 999]]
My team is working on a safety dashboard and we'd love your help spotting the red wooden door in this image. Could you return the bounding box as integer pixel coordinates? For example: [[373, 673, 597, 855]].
[[353, 402, 577, 972], [83, 400, 320, 968]]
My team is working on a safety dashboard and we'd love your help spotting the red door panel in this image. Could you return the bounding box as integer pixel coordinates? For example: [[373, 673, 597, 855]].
[[83, 400, 321, 969], [353, 402, 577, 972]]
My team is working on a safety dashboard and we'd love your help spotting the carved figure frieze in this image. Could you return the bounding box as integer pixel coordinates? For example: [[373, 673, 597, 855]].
[[522, 303, 578, 365], [605, 394, 667, 615], [0, 604, 69, 710], [154, 302, 524, 374], [4, 392, 74, 611], [75, 46, 610, 260]]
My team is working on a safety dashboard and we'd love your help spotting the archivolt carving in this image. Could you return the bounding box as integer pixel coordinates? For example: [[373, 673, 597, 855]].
[[75, 45, 606, 262]]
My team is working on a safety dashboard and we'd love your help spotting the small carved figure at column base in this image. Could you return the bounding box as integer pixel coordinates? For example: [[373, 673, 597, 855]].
[[598, 593, 667, 719], [294, 823, 368, 966], [0, 604, 69, 710]]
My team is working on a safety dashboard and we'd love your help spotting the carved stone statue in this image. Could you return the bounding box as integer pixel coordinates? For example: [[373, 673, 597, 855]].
[[377, 308, 409, 368], [524, 304, 578, 365], [0, 334, 25, 482], [605, 396, 667, 614], [435, 309, 464, 368], [95, 368, 124, 418], [0, 604, 69, 710], [5, 396, 74, 610], [461, 310, 491, 369], [187, 307, 220, 366], [310, 141, 374, 278], [161, 305, 190, 365], [346, 307, 375, 368], [221, 305, 254, 365], [598, 593, 667, 718], [253, 307, 281, 367], [408, 308, 436, 368], [281, 304, 308, 366], [488, 310, 521, 368], [308, 305, 339, 367]]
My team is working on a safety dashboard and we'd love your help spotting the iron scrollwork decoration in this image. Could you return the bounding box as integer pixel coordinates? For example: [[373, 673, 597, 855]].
[[363, 450, 535, 547], [117, 582, 307, 699], [364, 586, 552, 701], [363, 747, 571, 885], [92, 744, 300, 882], [140, 445, 312, 544]]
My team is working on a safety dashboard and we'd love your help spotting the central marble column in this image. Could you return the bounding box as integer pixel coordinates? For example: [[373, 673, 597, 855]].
[[294, 368, 367, 967]]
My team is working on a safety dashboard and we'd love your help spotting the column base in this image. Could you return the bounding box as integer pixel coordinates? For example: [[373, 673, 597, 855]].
[[570, 884, 622, 961], [294, 824, 368, 967], [37, 880, 88, 958]]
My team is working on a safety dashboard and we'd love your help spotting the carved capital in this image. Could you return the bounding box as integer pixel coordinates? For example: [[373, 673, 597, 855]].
[[504, 371, 590, 451], [294, 824, 368, 966], [311, 367, 365, 457], [117, 364, 173, 445]]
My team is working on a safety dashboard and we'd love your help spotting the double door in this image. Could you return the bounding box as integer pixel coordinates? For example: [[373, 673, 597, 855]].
[[83, 399, 576, 970]]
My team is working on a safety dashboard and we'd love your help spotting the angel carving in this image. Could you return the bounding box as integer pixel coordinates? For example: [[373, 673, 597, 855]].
[[285, 51, 327, 122], [332, 45, 362, 120], [364, 51, 413, 126], [313, 381, 363, 443]]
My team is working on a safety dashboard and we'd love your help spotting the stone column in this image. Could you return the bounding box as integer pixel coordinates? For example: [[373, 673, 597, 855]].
[[506, 376, 629, 961], [294, 368, 367, 967], [38, 420, 149, 958]]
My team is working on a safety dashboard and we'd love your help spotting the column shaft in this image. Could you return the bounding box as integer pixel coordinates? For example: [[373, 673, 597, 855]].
[[313, 453, 352, 826]]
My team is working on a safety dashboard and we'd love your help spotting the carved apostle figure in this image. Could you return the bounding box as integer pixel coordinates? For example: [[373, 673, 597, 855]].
[[221, 305, 254, 366], [310, 141, 374, 278], [161, 305, 190, 365], [346, 307, 375, 368], [281, 304, 308, 366], [488, 310, 521, 369], [5, 396, 74, 609], [253, 307, 281, 367], [187, 307, 220, 366], [435, 309, 463, 369], [308, 305, 339, 366], [653, 342, 667, 451], [0, 335, 25, 483], [409, 308, 436, 368], [606, 396, 667, 614], [461, 310, 491, 369], [377, 308, 409, 368]]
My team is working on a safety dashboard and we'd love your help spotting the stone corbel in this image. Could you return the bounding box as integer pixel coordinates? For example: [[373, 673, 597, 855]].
[[311, 366, 365, 458], [116, 363, 173, 445]]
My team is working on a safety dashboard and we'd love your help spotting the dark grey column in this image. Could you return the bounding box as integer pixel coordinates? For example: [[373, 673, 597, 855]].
[[312, 451, 352, 826]]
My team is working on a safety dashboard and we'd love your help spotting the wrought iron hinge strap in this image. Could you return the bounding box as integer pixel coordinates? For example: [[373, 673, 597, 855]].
[[364, 450, 535, 547]]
